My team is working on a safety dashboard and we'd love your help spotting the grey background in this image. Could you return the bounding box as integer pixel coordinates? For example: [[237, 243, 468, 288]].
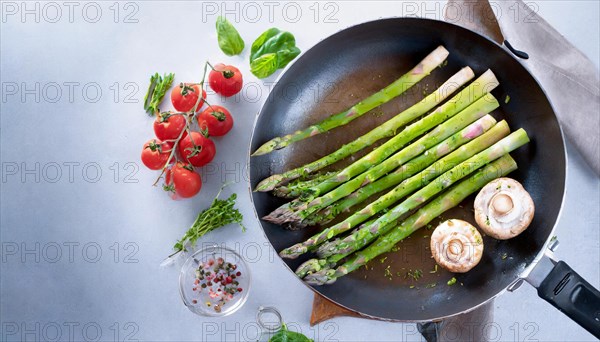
[[1, 1, 598, 341]]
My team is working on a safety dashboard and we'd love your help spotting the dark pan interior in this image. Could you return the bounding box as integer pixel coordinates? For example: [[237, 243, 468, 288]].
[[249, 18, 565, 321]]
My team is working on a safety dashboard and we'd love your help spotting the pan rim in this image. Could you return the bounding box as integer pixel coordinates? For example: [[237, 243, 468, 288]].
[[247, 16, 568, 322]]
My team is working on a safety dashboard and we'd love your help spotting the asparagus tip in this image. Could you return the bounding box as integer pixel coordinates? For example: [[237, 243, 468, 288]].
[[251, 139, 280, 156], [255, 174, 285, 192], [262, 205, 302, 225], [280, 244, 306, 259]]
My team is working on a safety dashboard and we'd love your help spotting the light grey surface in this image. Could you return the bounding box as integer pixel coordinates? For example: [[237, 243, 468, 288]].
[[1, 1, 598, 341]]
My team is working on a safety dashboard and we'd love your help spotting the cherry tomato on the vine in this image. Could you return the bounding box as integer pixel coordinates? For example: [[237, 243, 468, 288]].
[[177, 131, 216, 167], [171, 83, 206, 112], [165, 162, 202, 199], [208, 64, 243, 97], [154, 112, 187, 141], [197, 105, 233, 137], [141, 139, 172, 170]]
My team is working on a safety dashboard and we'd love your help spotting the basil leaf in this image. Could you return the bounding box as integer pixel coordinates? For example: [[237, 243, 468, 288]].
[[269, 324, 313, 342], [216, 16, 244, 56], [250, 28, 283, 61], [250, 53, 278, 79], [250, 28, 301, 79], [275, 46, 301, 70]]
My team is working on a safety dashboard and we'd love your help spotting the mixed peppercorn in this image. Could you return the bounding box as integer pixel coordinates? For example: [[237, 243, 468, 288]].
[[192, 257, 243, 313]]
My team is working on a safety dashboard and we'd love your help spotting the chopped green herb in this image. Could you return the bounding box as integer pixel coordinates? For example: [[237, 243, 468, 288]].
[[425, 282, 437, 288], [384, 266, 393, 279], [485, 216, 490, 225], [505, 95, 511, 103], [406, 269, 423, 281], [372, 109, 385, 118], [409, 285, 416, 289], [501, 253, 508, 260], [447, 277, 457, 286], [429, 265, 438, 274], [379, 257, 387, 264]]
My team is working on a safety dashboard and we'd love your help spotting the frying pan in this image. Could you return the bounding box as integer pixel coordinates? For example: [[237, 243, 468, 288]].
[[248, 18, 600, 337]]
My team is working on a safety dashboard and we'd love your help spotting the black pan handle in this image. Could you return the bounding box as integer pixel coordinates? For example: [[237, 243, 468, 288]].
[[504, 40, 529, 59], [537, 261, 600, 338]]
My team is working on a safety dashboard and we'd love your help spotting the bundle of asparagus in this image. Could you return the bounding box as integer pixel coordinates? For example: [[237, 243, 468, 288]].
[[254, 47, 530, 285], [265, 93, 500, 228]]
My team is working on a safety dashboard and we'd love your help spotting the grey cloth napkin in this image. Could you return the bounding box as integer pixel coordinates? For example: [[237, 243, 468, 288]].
[[445, 0, 600, 175]]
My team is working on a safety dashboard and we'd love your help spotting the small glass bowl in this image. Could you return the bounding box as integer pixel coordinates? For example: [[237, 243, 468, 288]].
[[179, 245, 250, 317]]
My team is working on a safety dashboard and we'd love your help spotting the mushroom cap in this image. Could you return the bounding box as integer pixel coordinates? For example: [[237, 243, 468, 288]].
[[474, 177, 535, 240], [430, 219, 484, 273]]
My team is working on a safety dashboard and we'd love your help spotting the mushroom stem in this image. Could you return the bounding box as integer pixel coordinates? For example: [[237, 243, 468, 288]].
[[491, 193, 514, 216], [431, 219, 484, 273], [474, 177, 535, 240]]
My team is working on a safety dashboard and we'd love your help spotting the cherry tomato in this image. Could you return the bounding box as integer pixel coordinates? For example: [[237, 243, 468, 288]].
[[197, 105, 233, 137], [154, 112, 187, 141], [208, 64, 243, 97], [178, 131, 216, 167], [141, 139, 172, 170], [171, 83, 206, 112], [165, 162, 202, 198]]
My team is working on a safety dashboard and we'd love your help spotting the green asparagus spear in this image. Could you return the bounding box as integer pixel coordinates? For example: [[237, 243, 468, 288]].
[[272, 172, 336, 199], [278, 120, 511, 259], [282, 94, 500, 224], [255, 67, 493, 192], [251, 46, 449, 156], [303, 154, 518, 285]]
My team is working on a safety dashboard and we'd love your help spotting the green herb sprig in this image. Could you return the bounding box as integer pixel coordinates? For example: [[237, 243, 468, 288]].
[[144, 72, 175, 115], [172, 186, 245, 255]]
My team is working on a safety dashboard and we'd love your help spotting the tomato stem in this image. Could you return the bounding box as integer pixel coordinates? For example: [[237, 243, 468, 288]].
[[206, 61, 216, 72], [222, 70, 235, 79], [151, 60, 214, 187]]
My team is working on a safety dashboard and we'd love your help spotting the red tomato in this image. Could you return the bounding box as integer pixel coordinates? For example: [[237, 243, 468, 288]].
[[197, 105, 233, 137], [165, 162, 202, 198], [171, 83, 206, 112], [208, 64, 243, 97], [154, 112, 187, 140], [177, 131, 216, 167], [141, 139, 172, 170]]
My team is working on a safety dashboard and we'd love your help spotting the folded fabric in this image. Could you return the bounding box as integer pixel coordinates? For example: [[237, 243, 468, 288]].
[[446, 0, 600, 175]]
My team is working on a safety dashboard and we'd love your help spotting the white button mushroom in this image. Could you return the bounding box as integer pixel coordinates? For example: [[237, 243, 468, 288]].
[[474, 177, 535, 240], [430, 219, 484, 273]]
